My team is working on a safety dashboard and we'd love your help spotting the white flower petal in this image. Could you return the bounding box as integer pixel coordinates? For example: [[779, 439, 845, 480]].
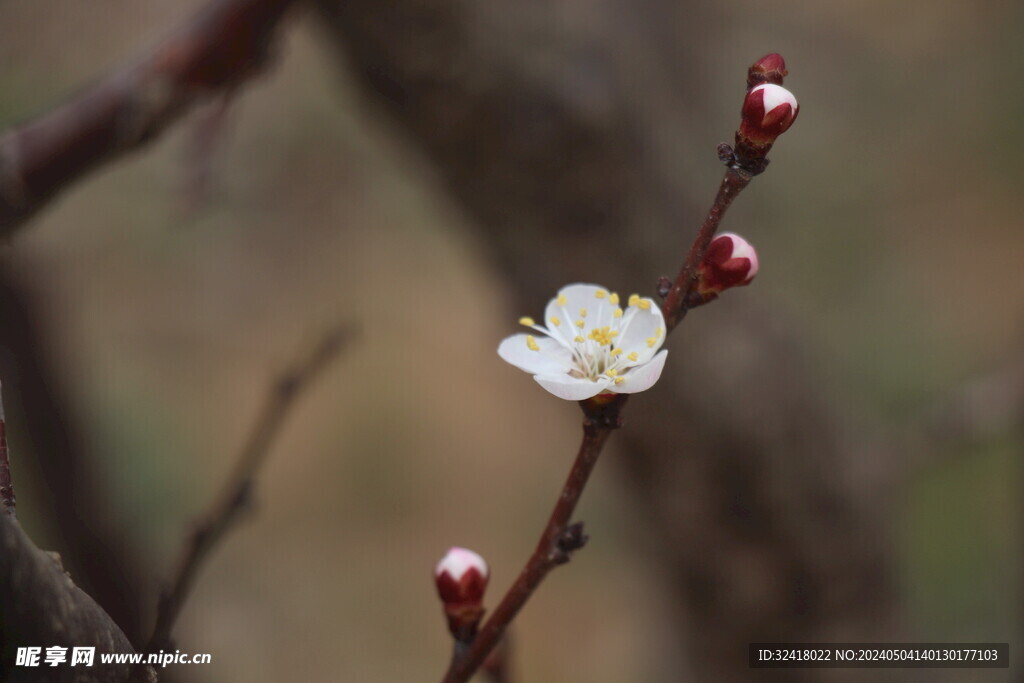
[[616, 304, 666, 363], [753, 83, 798, 114], [611, 350, 668, 394], [545, 283, 614, 338], [435, 547, 488, 580], [534, 374, 612, 401], [498, 334, 574, 376]]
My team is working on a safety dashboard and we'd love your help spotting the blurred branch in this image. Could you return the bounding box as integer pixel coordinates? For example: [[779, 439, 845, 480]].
[[145, 324, 354, 655], [0, 0, 298, 234], [178, 95, 235, 216], [919, 357, 1024, 446], [898, 356, 1024, 478], [0, 382, 14, 515]]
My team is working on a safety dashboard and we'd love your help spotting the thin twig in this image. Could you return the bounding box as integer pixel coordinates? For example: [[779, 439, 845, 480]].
[[661, 165, 753, 332], [443, 396, 625, 682], [0, 380, 15, 515], [146, 324, 354, 654], [444, 158, 758, 683], [0, 0, 298, 234]]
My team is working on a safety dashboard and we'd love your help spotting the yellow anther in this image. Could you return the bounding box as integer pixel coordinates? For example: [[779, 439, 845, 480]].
[[610, 330, 619, 337], [605, 369, 619, 377], [611, 348, 624, 357], [646, 337, 657, 348], [656, 326, 663, 338], [519, 316, 535, 326], [588, 326, 615, 346], [638, 299, 651, 310], [526, 335, 540, 351], [628, 351, 639, 361], [613, 307, 623, 319], [609, 293, 620, 305], [594, 289, 607, 299], [575, 320, 585, 328], [574, 335, 585, 343], [556, 294, 568, 306], [628, 294, 640, 307], [614, 377, 625, 385], [579, 307, 587, 318], [549, 316, 561, 326]]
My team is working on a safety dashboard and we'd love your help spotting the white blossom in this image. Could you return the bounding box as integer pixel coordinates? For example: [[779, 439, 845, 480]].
[[498, 284, 669, 400]]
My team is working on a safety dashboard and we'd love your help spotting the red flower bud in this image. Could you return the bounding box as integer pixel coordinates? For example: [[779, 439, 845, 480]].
[[696, 232, 758, 300], [747, 53, 788, 88], [435, 547, 489, 641], [739, 84, 799, 146]]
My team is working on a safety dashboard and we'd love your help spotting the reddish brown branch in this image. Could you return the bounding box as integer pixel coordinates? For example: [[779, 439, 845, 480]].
[[0, 0, 298, 234], [482, 634, 512, 683], [661, 165, 753, 332], [0, 381, 14, 515], [145, 324, 353, 655], [443, 396, 625, 683], [444, 153, 758, 683]]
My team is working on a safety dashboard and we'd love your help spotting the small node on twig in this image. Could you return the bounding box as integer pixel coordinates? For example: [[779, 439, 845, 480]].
[[274, 373, 301, 400], [717, 143, 735, 166], [656, 277, 672, 299], [551, 522, 589, 565], [229, 479, 255, 517], [580, 393, 627, 429]]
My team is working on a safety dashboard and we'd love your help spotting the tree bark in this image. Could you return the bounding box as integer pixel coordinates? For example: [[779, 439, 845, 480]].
[[0, 270, 150, 647], [0, 513, 156, 682]]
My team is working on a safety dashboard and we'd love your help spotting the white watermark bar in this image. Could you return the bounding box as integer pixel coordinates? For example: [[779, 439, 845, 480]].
[[749, 643, 1008, 668], [14, 647, 212, 669]]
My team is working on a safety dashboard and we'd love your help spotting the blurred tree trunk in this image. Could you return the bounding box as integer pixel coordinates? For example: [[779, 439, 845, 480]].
[[313, 1, 897, 680], [0, 271, 149, 646]]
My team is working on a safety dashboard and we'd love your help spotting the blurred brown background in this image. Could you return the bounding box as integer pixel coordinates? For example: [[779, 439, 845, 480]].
[[1, 0, 1021, 681]]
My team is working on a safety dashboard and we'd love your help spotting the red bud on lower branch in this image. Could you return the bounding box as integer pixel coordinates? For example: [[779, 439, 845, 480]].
[[435, 547, 489, 641], [694, 232, 758, 303]]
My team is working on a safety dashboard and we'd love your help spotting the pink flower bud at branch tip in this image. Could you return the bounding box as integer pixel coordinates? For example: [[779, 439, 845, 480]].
[[731, 54, 796, 171], [697, 232, 758, 299], [747, 53, 787, 88], [739, 84, 799, 146], [435, 546, 489, 640]]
